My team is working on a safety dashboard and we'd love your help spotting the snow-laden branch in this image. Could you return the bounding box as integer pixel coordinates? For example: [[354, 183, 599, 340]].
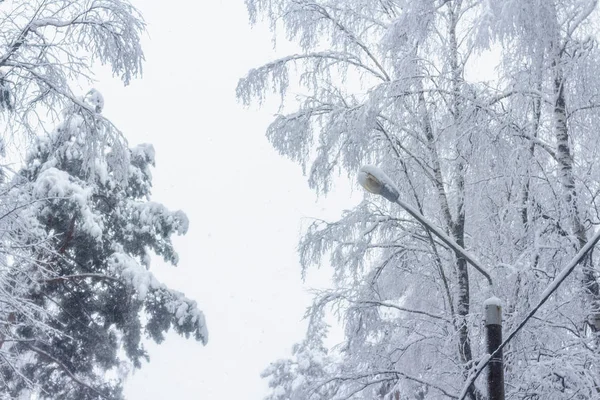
[[318, 369, 458, 399], [354, 300, 451, 322], [303, 2, 390, 81], [108, 249, 208, 344], [237, 51, 387, 105], [27, 345, 109, 399], [565, 0, 598, 42]]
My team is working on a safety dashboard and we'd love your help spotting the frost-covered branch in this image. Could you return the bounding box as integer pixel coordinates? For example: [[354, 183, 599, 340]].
[[353, 300, 451, 322], [26, 345, 109, 399]]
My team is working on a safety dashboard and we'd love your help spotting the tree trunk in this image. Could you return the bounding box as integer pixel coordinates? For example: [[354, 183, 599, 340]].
[[553, 63, 600, 331]]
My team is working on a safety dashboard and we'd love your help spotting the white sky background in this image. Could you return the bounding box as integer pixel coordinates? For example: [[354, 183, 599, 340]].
[[87, 0, 357, 399]]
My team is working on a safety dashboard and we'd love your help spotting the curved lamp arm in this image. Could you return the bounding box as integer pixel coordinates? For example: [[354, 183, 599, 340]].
[[358, 165, 493, 286]]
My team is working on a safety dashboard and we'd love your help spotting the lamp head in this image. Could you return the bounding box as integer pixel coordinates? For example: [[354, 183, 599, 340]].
[[358, 165, 400, 202]]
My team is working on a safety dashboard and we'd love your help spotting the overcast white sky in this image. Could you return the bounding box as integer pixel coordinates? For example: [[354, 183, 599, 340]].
[[89, 1, 357, 399]]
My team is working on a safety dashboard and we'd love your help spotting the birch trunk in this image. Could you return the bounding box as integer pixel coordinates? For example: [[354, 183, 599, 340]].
[[415, 3, 479, 398], [553, 61, 600, 331]]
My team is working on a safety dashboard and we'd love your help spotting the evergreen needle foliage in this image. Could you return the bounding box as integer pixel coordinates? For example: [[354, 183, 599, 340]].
[[0, 1, 207, 398]]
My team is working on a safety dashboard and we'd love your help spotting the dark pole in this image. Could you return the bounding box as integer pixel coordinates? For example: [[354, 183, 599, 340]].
[[484, 298, 505, 400]]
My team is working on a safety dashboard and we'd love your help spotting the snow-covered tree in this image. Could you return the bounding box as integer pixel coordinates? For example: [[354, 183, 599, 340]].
[[0, 0, 143, 136], [0, 91, 207, 399], [239, 0, 600, 399], [0, 1, 208, 398], [0, 0, 144, 202]]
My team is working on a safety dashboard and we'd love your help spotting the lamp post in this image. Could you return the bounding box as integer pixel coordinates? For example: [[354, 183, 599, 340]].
[[484, 298, 504, 400], [357, 165, 504, 400]]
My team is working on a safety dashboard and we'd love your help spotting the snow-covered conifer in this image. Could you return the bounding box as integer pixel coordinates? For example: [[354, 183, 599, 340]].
[[0, 91, 207, 399], [0, 1, 207, 398]]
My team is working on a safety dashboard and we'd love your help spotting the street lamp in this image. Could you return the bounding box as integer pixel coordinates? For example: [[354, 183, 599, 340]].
[[358, 164, 600, 400], [358, 165, 503, 400], [358, 165, 493, 286]]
